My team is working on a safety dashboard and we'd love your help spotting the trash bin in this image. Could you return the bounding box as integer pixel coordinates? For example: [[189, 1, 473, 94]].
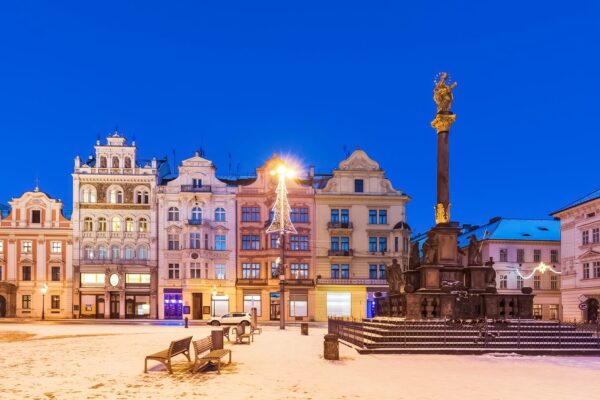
[[324, 334, 339, 360], [301, 322, 309, 335]]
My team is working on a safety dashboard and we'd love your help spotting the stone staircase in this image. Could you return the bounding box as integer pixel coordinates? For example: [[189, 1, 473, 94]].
[[329, 317, 600, 355]]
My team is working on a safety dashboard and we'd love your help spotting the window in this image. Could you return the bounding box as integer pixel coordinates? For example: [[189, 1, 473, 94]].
[[270, 234, 280, 249], [594, 228, 600, 243], [215, 235, 226, 251], [549, 304, 559, 320], [51, 241, 61, 253], [242, 235, 260, 250], [190, 233, 201, 249], [289, 293, 308, 317], [215, 264, 226, 280], [139, 218, 148, 233], [340, 209, 349, 223], [192, 178, 202, 188], [533, 275, 541, 289], [51, 266, 60, 281], [136, 190, 149, 204], [533, 249, 541, 263], [331, 237, 340, 251], [378, 237, 388, 252], [242, 263, 260, 279], [123, 246, 135, 260], [22, 295, 31, 310], [190, 263, 202, 279], [19, 241, 33, 256], [331, 264, 340, 279], [327, 292, 351, 317], [533, 304, 542, 319], [81, 273, 105, 286], [583, 230, 589, 245], [205, 234, 209, 250], [125, 218, 134, 232], [330, 209, 339, 223], [112, 156, 120, 168], [517, 249, 524, 263], [168, 234, 179, 250], [550, 250, 558, 263], [81, 187, 97, 203], [378, 264, 386, 279], [379, 210, 387, 224], [243, 295, 261, 316], [499, 274, 507, 289], [108, 188, 123, 204], [191, 207, 202, 222], [594, 261, 600, 279], [84, 217, 93, 232], [291, 207, 309, 223], [168, 263, 180, 279], [111, 216, 121, 232], [354, 179, 364, 193], [395, 237, 399, 252], [99, 156, 107, 168], [499, 249, 508, 262], [110, 245, 120, 260], [241, 207, 260, 222], [97, 245, 107, 259], [215, 207, 226, 222], [22, 266, 31, 281], [369, 237, 377, 252], [98, 217, 107, 232], [168, 207, 180, 221], [137, 245, 148, 260], [0, 240, 3, 253], [341, 264, 350, 279], [271, 261, 279, 278], [51, 295, 60, 310], [290, 263, 309, 279], [124, 157, 132, 168], [517, 275, 524, 289], [290, 235, 309, 251], [83, 246, 94, 259], [368, 210, 377, 224], [31, 210, 41, 224], [550, 275, 558, 290], [583, 263, 590, 279], [369, 265, 377, 279]]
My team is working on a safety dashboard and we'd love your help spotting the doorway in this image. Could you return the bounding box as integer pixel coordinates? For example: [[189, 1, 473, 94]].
[[110, 293, 120, 319], [192, 293, 203, 320], [164, 293, 183, 319], [587, 298, 599, 322], [0, 295, 6, 317], [270, 293, 280, 320]]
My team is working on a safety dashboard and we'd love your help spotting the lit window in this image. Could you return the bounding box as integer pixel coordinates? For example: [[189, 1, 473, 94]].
[[51, 295, 60, 310], [21, 241, 32, 253], [98, 217, 107, 232], [215, 235, 226, 251], [499, 274, 508, 289], [216, 264, 226, 279], [51, 241, 62, 253], [84, 217, 93, 232], [111, 216, 121, 232], [126, 274, 150, 284], [139, 218, 148, 232], [125, 218, 134, 232], [81, 273, 105, 286]]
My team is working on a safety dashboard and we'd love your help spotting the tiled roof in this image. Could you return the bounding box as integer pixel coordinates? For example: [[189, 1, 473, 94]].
[[458, 218, 560, 247], [551, 187, 600, 215]]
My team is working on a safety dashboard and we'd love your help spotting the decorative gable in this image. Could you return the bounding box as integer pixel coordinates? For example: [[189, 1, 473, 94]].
[[338, 150, 380, 171]]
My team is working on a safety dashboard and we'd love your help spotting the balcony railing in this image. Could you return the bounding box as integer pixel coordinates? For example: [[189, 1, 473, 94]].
[[328, 249, 354, 257], [236, 278, 268, 286], [285, 278, 314, 286], [327, 221, 353, 229], [317, 278, 388, 285], [80, 258, 156, 266], [181, 185, 212, 192]]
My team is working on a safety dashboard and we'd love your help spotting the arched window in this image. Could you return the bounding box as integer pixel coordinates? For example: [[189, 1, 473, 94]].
[[108, 187, 123, 204], [137, 245, 148, 260], [168, 207, 179, 221], [123, 245, 135, 260], [111, 216, 121, 232], [110, 245, 120, 260], [191, 207, 202, 223], [139, 218, 148, 233], [83, 246, 94, 260], [215, 207, 226, 222], [136, 190, 149, 204], [97, 245, 107, 259], [125, 218, 134, 232], [81, 186, 97, 203], [97, 217, 107, 232], [124, 157, 132, 168], [112, 156, 120, 168], [99, 156, 107, 169], [84, 217, 93, 232]]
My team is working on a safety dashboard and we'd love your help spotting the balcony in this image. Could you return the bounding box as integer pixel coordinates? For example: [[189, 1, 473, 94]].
[[236, 278, 268, 286], [285, 278, 314, 286], [181, 185, 212, 193], [327, 249, 354, 257], [327, 221, 353, 230], [80, 258, 157, 266], [317, 278, 388, 286]]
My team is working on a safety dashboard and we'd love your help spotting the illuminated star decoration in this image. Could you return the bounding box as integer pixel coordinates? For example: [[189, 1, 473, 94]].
[[266, 163, 297, 235], [516, 262, 562, 280]]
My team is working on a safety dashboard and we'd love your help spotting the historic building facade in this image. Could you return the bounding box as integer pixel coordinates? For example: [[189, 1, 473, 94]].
[[552, 189, 600, 322], [314, 150, 411, 321], [233, 155, 316, 322], [458, 218, 561, 320], [72, 133, 168, 319], [0, 189, 72, 318], [157, 152, 237, 320]]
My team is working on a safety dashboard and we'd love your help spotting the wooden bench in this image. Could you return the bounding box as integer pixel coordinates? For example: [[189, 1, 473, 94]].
[[145, 336, 192, 374], [191, 337, 232, 374], [251, 321, 262, 335], [222, 326, 231, 342], [235, 324, 252, 344]]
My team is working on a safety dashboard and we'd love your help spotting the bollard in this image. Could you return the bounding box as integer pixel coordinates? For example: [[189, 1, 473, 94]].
[[324, 334, 339, 360], [184, 317, 189, 329], [211, 329, 224, 350], [301, 322, 309, 335]]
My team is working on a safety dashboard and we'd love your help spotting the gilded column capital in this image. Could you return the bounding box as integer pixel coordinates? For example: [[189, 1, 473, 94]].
[[431, 113, 457, 133]]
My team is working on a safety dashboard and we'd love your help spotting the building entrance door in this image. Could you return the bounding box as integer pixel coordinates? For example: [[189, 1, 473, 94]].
[[587, 298, 599, 322], [110, 293, 120, 319], [192, 293, 203, 320], [270, 293, 280, 320], [164, 293, 183, 319], [0, 295, 6, 317], [96, 295, 105, 318]]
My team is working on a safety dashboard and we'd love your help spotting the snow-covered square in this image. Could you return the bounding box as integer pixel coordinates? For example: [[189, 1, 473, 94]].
[[1, 322, 599, 400]]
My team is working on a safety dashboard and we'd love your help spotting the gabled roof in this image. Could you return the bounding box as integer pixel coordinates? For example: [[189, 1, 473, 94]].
[[458, 217, 560, 247], [551, 187, 600, 215]]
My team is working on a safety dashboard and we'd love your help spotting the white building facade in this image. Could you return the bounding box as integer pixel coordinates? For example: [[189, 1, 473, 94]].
[[157, 152, 237, 320]]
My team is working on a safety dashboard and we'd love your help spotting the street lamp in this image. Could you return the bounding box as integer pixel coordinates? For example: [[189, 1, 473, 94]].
[[266, 162, 297, 330], [40, 283, 48, 321]]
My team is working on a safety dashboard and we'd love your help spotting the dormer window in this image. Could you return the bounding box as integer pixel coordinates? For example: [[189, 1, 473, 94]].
[[31, 210, 41, 224]]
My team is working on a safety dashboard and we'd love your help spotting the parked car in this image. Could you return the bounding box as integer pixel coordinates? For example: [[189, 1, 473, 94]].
[[207, 312, 252, 326]]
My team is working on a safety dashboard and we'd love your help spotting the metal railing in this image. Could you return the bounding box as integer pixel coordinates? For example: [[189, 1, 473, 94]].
[[180, 185, 212, 192], [317, 278, 387, 285], [327, 221, 353, 229], [327, 249, 354, 257]]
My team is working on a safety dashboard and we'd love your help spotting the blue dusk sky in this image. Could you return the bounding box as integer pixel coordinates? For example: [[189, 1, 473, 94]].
[[0, 1, 598, 234]]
